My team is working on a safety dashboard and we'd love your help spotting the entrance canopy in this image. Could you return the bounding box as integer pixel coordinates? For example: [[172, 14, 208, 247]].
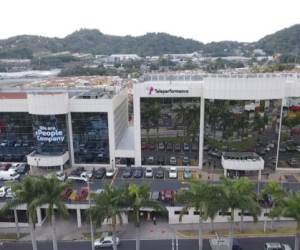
[[221, 152, 264, 171]]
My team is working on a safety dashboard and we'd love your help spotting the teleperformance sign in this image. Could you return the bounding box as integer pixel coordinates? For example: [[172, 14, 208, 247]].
[[147, 86, 189, 95], [35, 126, 65, 143]]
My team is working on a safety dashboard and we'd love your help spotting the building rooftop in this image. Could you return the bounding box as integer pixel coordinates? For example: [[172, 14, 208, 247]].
[[140, 72, 300, 82], [0, 76, 127, 98]]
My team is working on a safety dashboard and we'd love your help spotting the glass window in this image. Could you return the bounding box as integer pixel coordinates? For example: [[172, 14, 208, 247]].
[[203, 99, 281, 170], [140, 97, 200, 166], [0, 112, 34, 162], [71, 113, 109, 164]]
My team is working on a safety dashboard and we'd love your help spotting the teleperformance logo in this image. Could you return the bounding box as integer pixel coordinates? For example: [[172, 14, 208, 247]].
[[147, 86, 189, 95]]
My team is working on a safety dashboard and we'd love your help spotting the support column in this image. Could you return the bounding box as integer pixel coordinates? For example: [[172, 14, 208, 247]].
[[224, 169, 227, 177], [77, 209, 82, 228], [258, 170, 262, 181], [36, 207, 42, 226], [198, 95, 205, 169], [60, 165, 64, 171], [147, 212, 151, 221]]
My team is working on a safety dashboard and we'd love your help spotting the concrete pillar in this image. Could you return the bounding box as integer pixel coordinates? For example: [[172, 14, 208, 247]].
[[60, 165, 64, 171], [77, 209, 82, 228], [198, 95, 205, 169], [224, 169, 227, 177], [66, 112, 75, 166], [147, 212, 151, 221], [36, 207, 42, 226], [258, 170, 262, 181]]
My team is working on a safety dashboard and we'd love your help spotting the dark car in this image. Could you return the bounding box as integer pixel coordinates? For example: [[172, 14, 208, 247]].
[[93, 168, 106, 179], [122, 167, 133, 178], [166, 143, 173, 151], [155, 167, 164, 179], [174, 143, 181, 152], [15, 163, 30, 175], [133, 167, 143, 178], [71, 167, 85, 176]]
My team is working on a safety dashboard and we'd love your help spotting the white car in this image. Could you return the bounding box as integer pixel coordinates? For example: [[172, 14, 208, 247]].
[[56, 171, 66, 181], [5, 187, 14, 198], [94, 236, 120, 248], [145, 167, 153, 178], [0, 186, 8, 198], [264, 242, 291, 250], [168, 167, 177, 179], [105, 168, 116, 178]]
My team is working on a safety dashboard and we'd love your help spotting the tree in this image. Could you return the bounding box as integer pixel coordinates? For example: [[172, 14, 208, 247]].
[[176, 181, 208, 250], [1, 177, 42, 250], [126, 184, 166, 250], [36, 176, 70, 250], [262, 181, 285, 231], [234, 178, 261, 232], [283, 192, 300, 250], [89, 184, 126, 250], [205, 185, 226, 233]]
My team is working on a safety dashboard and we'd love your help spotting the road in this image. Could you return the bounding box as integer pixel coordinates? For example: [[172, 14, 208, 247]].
[[0, 237, 295, 250]]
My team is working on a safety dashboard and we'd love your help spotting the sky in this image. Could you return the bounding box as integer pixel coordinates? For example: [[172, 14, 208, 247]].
[[1, 0, 300, 43]]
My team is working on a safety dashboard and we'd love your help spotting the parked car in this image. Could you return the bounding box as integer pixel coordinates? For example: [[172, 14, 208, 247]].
[[151, 191, 160, 200], [61, 187, 73, 200], [0, 170, 20, 181], [170, 156, 177, 165], [160, 189, 174, 203], [166, 143, 173, 151], [168, 167, 177, 179], [122, 167, 133, 178], [94, 236, 120, 248], [148, 144, 156, 150], [183, 143, 190, 151], [70, 167, 85, 176], [133, 167, 143, 178], [0, 164, 11, 171], [147, 156, 155, 164], [158, 142, 165, 151], [174, 143, 181, 152], [155, 167, 164, 179], [145, 167, 153, 178], [93, 168, 106, 179], [77, 188, 89, 201], [0, 186, 8, 198], [264, 242, 291, 250], [5, 187, 14, 198], [184, 168, 193, 179], [106, 168, 116, 178], [14, 163, 30, 175], [183, 156, 189, 165], [287, 158, 298, 167]]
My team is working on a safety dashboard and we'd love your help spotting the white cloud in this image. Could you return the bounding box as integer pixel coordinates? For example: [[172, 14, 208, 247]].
[[0, 0, 299, 42]]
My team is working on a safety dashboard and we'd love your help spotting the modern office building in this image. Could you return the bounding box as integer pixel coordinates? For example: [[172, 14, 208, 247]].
[[2, 74, 300, 173], [134, 74, 300, 173], [0, 76, 128, 170]]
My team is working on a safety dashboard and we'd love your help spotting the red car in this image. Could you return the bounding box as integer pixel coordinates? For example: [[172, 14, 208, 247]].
[[160, 189, 174, 203], [77, 188, 89, 201], [0, 164, 11, 171], [61, 187, 73, 200]]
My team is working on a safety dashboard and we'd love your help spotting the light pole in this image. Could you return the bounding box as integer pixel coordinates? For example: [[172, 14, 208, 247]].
[[33, 157, 40, 175], [88, 181, 95, 250]]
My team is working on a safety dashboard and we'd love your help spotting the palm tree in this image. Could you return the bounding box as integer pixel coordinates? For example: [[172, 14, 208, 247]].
[[234, 178, 261, 232], [262, 181, 285, 231], [126, 184, 166, 250], [1, 176, 42, 250], [176, 181, 208, 250], [205, 185, 226, 233], [36, 176, 70, 250], [89, 184, 126, 250], [282, 191, 300, 250]]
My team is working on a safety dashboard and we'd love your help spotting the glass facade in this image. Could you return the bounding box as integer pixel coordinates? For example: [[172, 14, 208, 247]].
[[71, 112, 109, 164], [140, 97, 200, 166], [0, 112, 34, 162], [32, 115, 68, 155], [278, 97, 300, 168], [204, 99, 281, 170]]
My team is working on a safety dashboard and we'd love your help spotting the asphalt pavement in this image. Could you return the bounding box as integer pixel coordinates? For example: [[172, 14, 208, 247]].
[[0, 237, 296, 250]]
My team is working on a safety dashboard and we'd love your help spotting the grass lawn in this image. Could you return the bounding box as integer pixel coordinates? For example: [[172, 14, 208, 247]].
[[0, 233, 28, 240], [177, 227, 297, 239]]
